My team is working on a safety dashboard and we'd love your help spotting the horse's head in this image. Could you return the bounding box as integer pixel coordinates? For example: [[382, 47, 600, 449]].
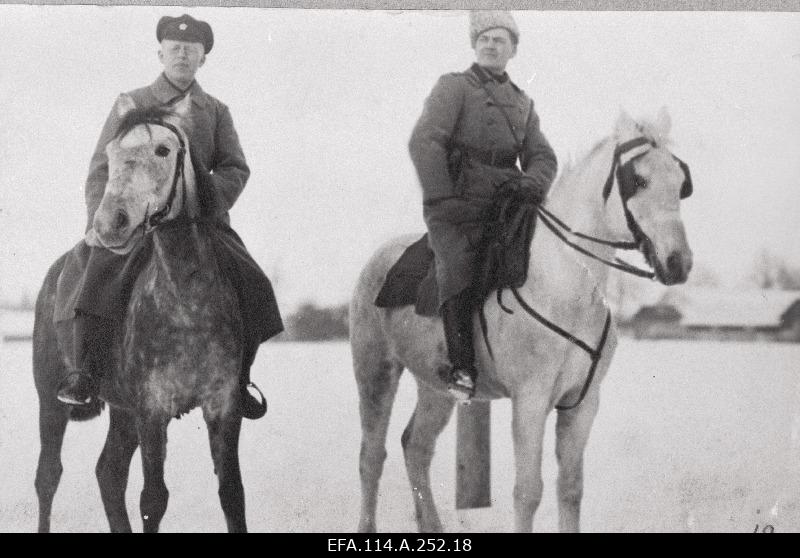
[[603, 108, 693, 285], [92, 94, 197, 253]]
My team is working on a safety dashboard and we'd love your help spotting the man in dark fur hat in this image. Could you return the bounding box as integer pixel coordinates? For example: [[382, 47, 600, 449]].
[[55, 14, 283, 419], [409, 11, 558, 400]]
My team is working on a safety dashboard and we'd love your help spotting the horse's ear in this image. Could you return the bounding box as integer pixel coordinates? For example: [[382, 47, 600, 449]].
[[614, 109, 636, 138], [655, 106, 672, 137], [115, 93, 137, 118], [171, 94, 192, 119]]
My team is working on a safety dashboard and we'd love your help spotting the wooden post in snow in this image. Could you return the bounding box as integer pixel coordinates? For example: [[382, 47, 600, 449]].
[[455, 400, 491, 509]]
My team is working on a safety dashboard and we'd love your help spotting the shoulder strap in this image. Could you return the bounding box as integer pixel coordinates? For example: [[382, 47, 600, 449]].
[[478, 80, 524, 153]]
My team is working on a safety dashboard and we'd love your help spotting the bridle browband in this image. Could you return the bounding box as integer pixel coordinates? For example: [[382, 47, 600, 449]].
[[141, 119, 187, 230]]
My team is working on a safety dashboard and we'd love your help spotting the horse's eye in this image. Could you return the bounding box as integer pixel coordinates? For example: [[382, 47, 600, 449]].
[[634, 174, 648, 190], [155, 145, 170, 158]]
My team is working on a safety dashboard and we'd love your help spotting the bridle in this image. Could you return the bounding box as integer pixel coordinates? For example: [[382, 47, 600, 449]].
[[481, 137, 693, 410], [535, 137, 693, 280], [141, 119, 187, 231]]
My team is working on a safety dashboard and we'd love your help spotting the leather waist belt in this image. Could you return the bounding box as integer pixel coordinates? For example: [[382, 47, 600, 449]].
[[460, 146, 518, 168]]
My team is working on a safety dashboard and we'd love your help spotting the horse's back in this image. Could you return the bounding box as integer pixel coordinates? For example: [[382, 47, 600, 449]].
[[350, 233, 422, 322]]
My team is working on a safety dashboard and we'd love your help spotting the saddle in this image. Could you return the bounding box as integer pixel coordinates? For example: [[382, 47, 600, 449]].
[[375, 182, 540, 316]]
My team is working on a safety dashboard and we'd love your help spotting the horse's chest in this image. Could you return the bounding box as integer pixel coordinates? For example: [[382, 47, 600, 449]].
[[121, 284, 241, 413]]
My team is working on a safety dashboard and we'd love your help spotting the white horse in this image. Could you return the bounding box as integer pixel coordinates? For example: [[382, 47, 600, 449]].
[[350, 109, 693, 533]]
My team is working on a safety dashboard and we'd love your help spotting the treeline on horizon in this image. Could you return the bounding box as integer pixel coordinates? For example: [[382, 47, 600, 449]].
[[4, 248, 800, 341], [279, 302, 349, 342]]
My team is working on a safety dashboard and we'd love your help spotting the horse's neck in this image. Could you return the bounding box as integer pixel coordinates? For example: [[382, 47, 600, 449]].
[[151, 225, 214, 295], [149, 148, 209, 295], [529, 139, 618, 297]]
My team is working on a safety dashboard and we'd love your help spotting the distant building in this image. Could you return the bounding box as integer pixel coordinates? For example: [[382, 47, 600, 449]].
[[627, 287, 800, 342], [0, 309, 35, 342]]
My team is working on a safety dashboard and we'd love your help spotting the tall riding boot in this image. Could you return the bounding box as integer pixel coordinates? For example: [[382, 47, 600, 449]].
[[239, 339, 268, 420], [56, 313, 113, 405], [442, 289, 477, 401]]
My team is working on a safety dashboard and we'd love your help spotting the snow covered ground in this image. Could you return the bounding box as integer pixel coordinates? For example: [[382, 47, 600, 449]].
[[1, 339, 799, 532]]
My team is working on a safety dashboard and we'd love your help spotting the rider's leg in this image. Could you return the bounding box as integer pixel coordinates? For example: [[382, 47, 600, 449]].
[[442, 288, 477, 401], [57, 312, 114, 405], [238, 337, 267, 420]]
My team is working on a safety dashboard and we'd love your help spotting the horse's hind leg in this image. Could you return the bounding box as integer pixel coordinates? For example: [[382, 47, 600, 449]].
[[205, 411, 246, 533], [354, 341, 402, 532], [34, 401, 69, 533], [136, 414, 170, 533], [555, 392, 600, 533], [96, 408, 139, 532], [401, 386, 455, 533]]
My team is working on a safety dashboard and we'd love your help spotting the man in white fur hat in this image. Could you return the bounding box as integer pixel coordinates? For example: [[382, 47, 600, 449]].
[[409, 11, 558, 400]]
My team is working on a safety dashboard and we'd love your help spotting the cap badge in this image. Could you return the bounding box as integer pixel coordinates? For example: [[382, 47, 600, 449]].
[[179, 23, 187, 31]]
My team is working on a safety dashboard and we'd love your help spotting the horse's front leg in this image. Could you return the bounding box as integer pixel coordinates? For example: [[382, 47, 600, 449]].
[[204, 405, 246, 533], [96, 407, 139, 533], [136, 413, 170, 533], [510, 386, 550, 533], [555, 390, 600, 533]]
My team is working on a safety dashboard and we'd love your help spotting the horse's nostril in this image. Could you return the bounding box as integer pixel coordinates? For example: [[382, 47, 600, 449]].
[[666, 251, 685, 279], [115, 209, 129, 231]]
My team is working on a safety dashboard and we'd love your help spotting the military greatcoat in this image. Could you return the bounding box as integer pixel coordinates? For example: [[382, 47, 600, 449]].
[[55, 74, 283, 344], [409, 63, 558, 305]]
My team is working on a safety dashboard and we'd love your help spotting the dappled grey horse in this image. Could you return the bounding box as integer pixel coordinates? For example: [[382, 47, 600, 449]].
[[351, 109, 694, 532], [33, 95, 249, 532]]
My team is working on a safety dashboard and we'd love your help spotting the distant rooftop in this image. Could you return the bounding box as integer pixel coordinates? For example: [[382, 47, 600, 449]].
[[0, 308, 35, 340], [658, 287, 800, 328]]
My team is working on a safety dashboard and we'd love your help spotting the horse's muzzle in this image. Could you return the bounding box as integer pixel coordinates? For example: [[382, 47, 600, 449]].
[[94, 205, 140, 252], [655, 249, 693, 285]]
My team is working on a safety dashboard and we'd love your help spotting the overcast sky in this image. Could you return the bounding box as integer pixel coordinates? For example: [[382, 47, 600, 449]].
[[1, 6, 799, 311]]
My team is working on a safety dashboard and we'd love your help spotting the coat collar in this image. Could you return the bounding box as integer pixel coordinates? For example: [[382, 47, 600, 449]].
[[470, 63, 510, 84], [151, 73, 209, 108]]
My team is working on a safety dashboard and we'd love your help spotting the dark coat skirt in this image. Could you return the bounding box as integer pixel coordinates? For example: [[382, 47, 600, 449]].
[[54, 224, 283, 345]]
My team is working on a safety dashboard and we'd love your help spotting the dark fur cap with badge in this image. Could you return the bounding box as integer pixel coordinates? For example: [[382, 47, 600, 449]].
[[156, 14, 214, 53]]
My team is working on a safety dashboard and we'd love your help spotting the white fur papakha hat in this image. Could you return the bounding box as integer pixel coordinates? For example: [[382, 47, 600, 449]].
[[469, 10, 519, 48]]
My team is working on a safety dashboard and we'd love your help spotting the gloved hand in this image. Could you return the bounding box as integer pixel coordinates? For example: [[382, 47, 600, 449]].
[[498, 175, 545, 206], [516, 175, 546, 205]]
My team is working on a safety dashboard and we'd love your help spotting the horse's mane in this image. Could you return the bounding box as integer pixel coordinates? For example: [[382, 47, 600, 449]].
[[114, 105, 178, 141]]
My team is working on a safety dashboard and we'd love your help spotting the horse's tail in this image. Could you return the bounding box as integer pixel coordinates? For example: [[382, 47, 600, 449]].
[[68, 399, 105, 422]]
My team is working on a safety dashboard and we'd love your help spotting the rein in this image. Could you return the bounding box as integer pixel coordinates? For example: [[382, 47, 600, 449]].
[[536, 206, 655, 280]]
